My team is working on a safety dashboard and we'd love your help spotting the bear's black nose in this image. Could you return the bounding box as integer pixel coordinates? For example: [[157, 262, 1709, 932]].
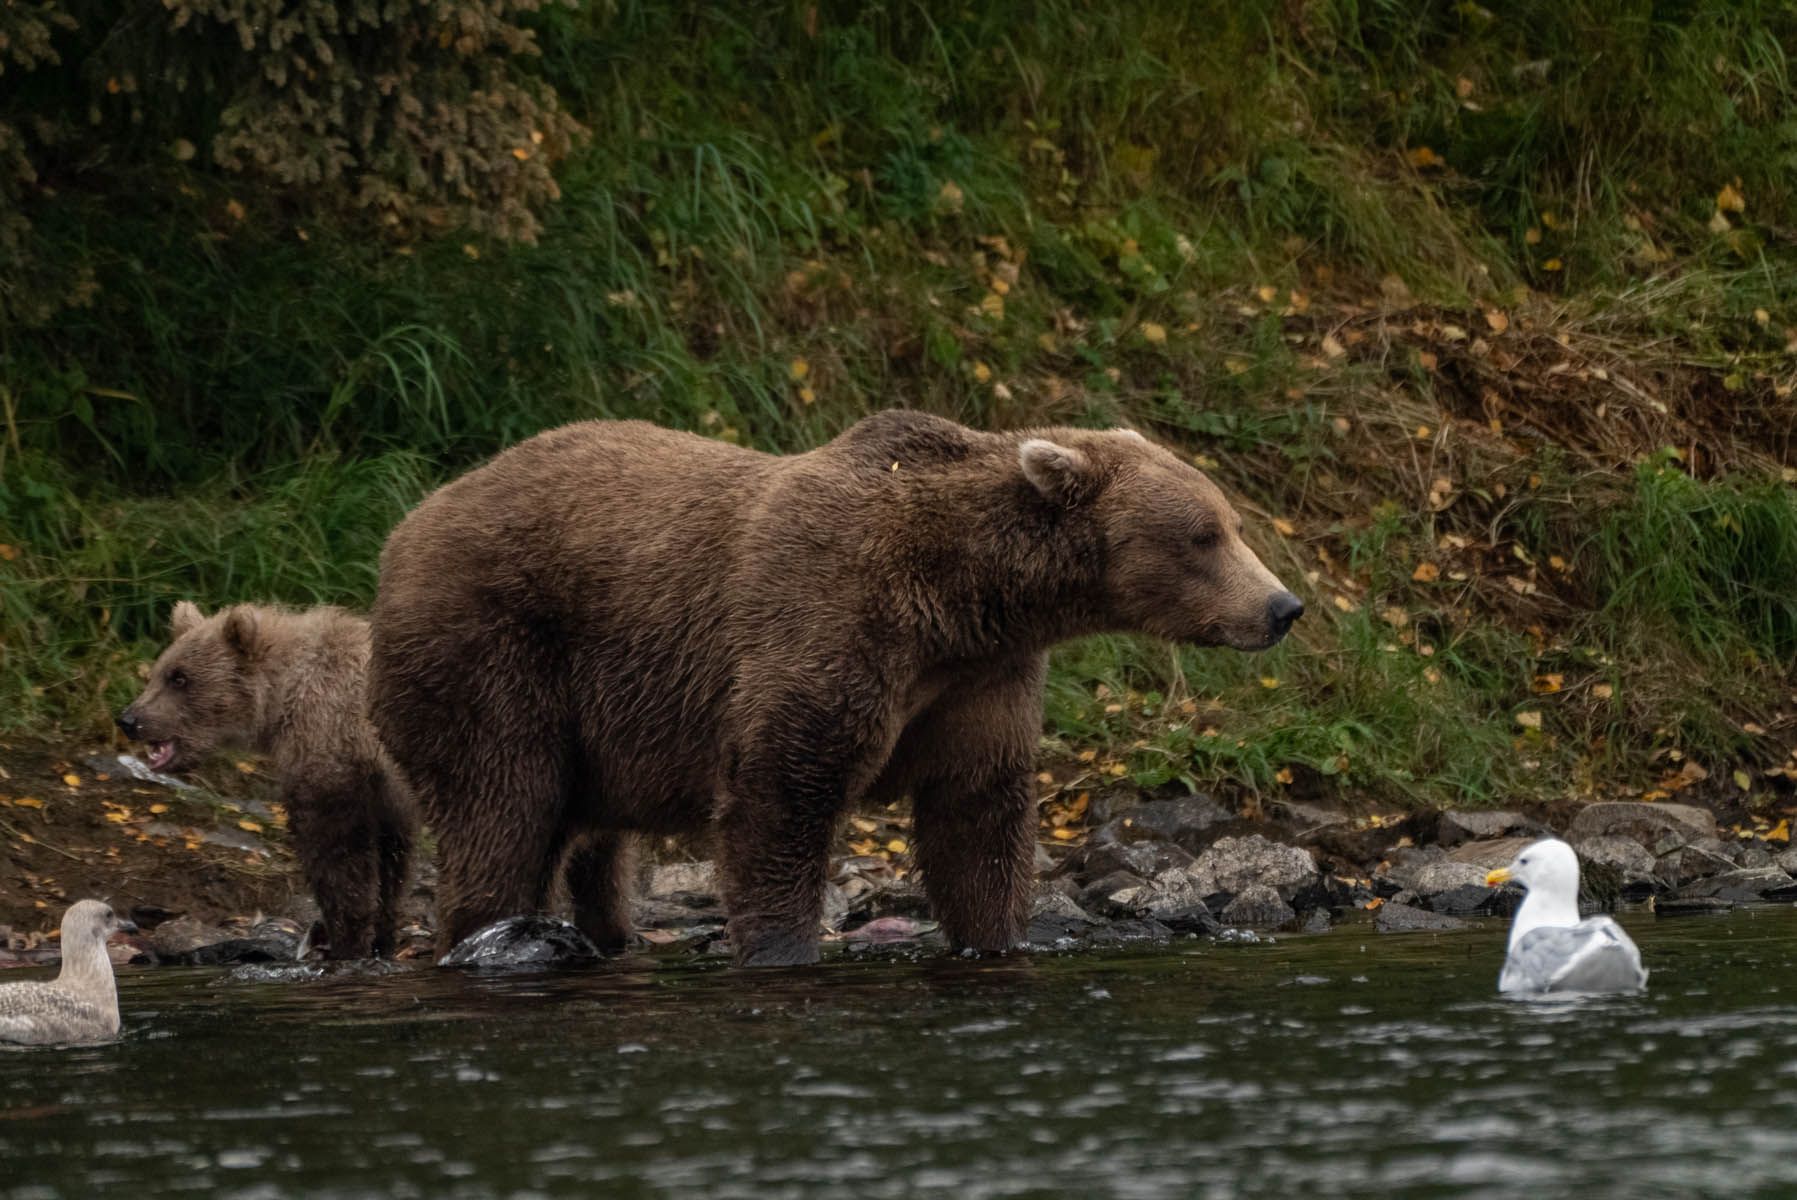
[[115, 711, 140, 739], [1267, 592, 1305, 636]]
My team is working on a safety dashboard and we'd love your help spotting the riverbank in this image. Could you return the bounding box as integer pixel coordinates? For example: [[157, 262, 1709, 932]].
[[4, 734, 1792, 965]]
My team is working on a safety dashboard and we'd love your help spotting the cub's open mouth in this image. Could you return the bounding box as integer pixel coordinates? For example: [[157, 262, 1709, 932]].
[[145, 740, 177, 771]]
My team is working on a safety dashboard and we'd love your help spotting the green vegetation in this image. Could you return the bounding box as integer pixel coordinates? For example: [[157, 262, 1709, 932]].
[[4, 1, 1795, 811]]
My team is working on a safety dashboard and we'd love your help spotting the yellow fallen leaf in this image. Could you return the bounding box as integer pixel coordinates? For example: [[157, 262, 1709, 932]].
[[61, 774, 81, 788], [1515, 711, 1543, 730], [225, 199, 246, 222], [1717, 181, 1746, 213], [1531, 674, 1563, 694], [936, 180, 964, 212], [1734, 769, 1752, 792], [1260, 677, 1281, 689], [1320, 334, 1346, 359], [1543, 257, 1564, 271], [1272, 517, 1296, 537], [1407, 146, 1444, 169], [980, 291, 1005, 320], [1332, 594, 1354, 612], [1414, 424, 1432, 440], [1275, 767, 1294, 785], [511, 147, 530, 161], [1077, 749, 1097, 763], [1364, 897, 1385, 910], [1051, 827, 1077, 841], [1140, 321, 1166, 344], [13, 797, 43, 809], [1765, 819, 1790, 844], [234, 761, 257, 775], [1411, 562, 1440, 583], [971, 361, 991, 383], [788, 357, 810, 381], [886, 838, 908, 854], [104, 811, 130, 824], [1524, 228, 1542, 245], [0, 543, 18, 561], [849, 816, 878, 834], [1484, 309, 1509, 333], [149, 803, 169, 815], [238, 819, 263, 833], [1592, 682, 1614, 700], [1256, 284, 1278, 304]]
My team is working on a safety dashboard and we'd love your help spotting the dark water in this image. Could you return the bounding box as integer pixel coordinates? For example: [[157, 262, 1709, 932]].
[[4, 909, 1797, 1199]]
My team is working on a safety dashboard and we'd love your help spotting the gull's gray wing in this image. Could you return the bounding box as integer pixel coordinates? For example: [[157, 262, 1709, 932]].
[[1500, 917, 1647, 995]]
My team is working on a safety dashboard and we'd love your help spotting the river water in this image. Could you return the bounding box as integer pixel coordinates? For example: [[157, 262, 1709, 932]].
[[3, 908, 1795, 1199]]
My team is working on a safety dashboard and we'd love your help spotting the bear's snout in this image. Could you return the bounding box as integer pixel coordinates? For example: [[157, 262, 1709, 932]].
[[115, 709, 141, 739], [1266, 591, 1305, 641]]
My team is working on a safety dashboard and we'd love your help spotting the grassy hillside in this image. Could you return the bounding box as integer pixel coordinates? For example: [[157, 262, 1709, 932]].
[[3, 1, 1796, 813]]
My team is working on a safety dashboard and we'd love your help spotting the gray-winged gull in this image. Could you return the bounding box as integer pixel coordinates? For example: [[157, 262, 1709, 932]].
[[1485, 838, 1646, 995], [0, 900, 135, 1046]]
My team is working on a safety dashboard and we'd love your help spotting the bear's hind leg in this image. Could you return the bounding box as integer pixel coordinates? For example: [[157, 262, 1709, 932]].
[[371, 782, 418, 958], [286, 775, 381, 960]]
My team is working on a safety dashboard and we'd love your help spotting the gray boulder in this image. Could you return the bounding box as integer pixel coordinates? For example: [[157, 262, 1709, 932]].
[[1567, 801, 1714, 847], [1677, 866, 1796, 903], [1374, 901, 1469, 933], [1219, 884, 1296, 930], [1436, 810, 1547, 847], [1192, 834, 1317, 900], [647, 860, 718, 900], [1573, 835, 1658, 884]]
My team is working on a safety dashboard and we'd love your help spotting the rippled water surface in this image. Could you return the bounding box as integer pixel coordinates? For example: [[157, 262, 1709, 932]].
[[5, 909, 1797, 1199]]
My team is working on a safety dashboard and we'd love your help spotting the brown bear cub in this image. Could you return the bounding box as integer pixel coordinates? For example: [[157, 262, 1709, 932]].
[[370, 411, 1303, 966], [119, 603, 419, 959]]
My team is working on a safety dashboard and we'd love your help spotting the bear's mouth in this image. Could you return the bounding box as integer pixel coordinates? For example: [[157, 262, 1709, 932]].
[[145, 740, 178, 771]]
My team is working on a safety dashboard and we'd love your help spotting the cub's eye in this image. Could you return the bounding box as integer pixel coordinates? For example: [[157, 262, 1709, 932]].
[[1191, 529, 1220, 550], [168, 669, 189, 690]]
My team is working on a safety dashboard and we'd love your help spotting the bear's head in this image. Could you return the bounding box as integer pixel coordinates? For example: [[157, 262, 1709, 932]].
[[116, 602, 269, 772], [1020, 430, 1303, 650]]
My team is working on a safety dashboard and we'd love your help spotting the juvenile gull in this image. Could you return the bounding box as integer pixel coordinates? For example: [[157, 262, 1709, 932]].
[[1485, 838, 1647, 995], [0, 900, 135, 1046]]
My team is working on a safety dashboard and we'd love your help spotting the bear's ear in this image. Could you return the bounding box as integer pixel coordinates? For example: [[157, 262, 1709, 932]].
[[1019, 438, 1095, 506], [170, 601, 205, 639], [221, 607, 262, 662]]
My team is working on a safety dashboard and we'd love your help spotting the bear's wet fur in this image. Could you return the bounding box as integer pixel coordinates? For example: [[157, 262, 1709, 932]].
[[120, 603, 419, 959], [369, 411, 1301, 965]]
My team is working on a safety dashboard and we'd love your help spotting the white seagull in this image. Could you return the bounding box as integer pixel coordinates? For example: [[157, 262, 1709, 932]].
[[1485, 838, 1647, 995], [0, 900, 134, 1046]]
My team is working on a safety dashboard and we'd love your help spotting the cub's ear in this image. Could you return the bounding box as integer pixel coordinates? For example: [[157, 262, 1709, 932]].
[[221, 607, 262, 661], [170, 601, 205, 639], [1019, 438, 1095, 506]]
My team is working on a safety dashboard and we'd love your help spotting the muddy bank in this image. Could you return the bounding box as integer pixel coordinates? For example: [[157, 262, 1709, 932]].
[[3, 738, 1794, 967]]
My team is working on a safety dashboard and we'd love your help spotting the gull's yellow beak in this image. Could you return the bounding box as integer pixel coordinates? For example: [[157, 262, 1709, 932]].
[[1485, 866, 1514, 886]]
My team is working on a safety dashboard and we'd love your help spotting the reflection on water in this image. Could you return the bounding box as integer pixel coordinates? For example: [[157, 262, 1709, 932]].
[[4, 908, 1797, 1199]]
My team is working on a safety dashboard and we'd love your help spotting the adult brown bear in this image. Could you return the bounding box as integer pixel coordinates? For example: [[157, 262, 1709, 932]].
[[368, 411, 1302, 965]]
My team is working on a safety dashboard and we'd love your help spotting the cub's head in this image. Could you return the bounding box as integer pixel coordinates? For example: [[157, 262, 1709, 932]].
[[116, 602, 268, 772], [1020, 430, 1303, 650]]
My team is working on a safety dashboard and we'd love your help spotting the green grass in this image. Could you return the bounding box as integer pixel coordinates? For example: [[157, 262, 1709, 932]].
[[3, 0, 1796, 809]]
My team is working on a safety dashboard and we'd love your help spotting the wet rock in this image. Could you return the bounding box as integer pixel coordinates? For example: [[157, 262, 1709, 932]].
[[1407, 860, 1492, 897], [1268, 797, 1345, 834], [1083, 918, 1173, 946], [1654, 896, 1735, 918], [164, 918, 307, 966], [1300, 909, 1331, 934], [438, 916, 603, 969], [1738, 846, 1773, 870], [1079, 869, 1150, 917], [1776, 848, 1797, 875], [1567, 801, 1714, 848], [1374, 901, 1469, 933], [1032, 844, 1057, 876], [1445, 837, 1538, 870], [1069, 838, 1196, 883], [819, 881, 850, 931], [647, 861, 718, 900], [850, 879, 932, 921], [149, 915, 230, 958], [1219, 884, 1296, 930], [1118, 868, 1220, 934], [1573, 835, 1659, 883], [1428, 884, 1515, 918], [1663, 838, 1741, 887], [1436, 810, 1546, 848], [1027, 891, 1099, 943], [1677, 866, 1796, 903], [1192, 834, 1317, 900], [1107, 796, 1231, 850], [635, 897, 724, 928]]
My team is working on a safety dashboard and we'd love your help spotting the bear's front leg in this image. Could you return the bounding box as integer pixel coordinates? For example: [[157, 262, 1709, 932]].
[[913, 768, 1036, 952]]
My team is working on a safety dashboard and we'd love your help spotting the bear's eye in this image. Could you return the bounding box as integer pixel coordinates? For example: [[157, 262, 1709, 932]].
[[168, 668, 189, 691], [1191, 528, 1220, 550]]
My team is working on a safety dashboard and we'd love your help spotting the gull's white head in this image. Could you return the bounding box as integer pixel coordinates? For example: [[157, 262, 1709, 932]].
[[1485, 838, 1580, 898], [1486, 837, 1583, 944]]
